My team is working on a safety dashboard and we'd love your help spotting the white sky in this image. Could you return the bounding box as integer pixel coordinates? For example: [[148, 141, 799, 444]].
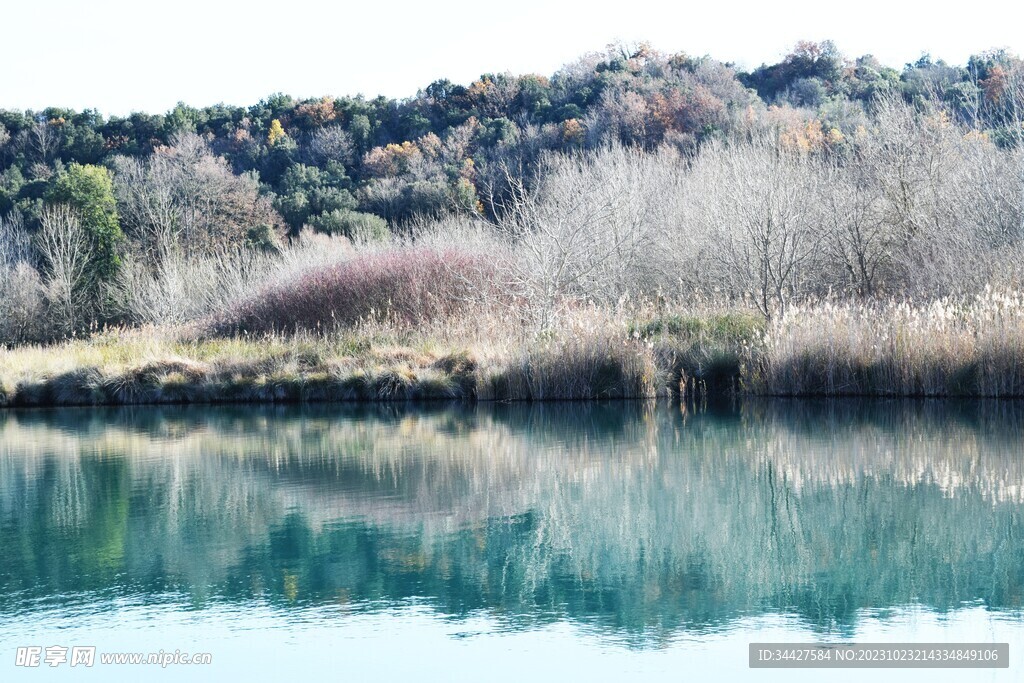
[[4, 0, 1024, 116]]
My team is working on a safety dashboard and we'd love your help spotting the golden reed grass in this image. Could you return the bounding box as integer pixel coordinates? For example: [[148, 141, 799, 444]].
[[751, 287, 1024, 397]]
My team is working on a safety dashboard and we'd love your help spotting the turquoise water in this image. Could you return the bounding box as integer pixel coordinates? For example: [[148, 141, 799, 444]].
[[0, 401, 1022, 681]]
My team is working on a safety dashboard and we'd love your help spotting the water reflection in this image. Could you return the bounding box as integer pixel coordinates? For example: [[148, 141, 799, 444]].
[[1, 400, 1022, 645]]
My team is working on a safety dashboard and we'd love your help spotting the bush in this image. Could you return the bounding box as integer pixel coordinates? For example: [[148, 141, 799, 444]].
[[633, 311, 764, 344], [309, 209, 388, 241], [215, 246, 504, 333]]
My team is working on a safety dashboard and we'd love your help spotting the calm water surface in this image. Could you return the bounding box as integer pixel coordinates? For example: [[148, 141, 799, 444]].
[[1, 401, 1022, 681]]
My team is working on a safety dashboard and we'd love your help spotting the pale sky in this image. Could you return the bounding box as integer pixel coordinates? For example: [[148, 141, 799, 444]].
[[4, 0, 1024, 116]]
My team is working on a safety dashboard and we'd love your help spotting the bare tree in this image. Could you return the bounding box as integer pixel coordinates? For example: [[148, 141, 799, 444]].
[[111, 154, 179, 256], [111, 133, 284, 257], [0, 210, 33, 268], [855, 94, 976, 295], [494, 145, 673, 328], [0, 211, 45, 343], [37, 204, 93, 334], [694, 137, 822, 319], [819, 158, 888, 296], [1003, 63, 1024, 236], [29, 120, 59, 165], [307, 125, 354, 166], [497, 161, 617, 329]]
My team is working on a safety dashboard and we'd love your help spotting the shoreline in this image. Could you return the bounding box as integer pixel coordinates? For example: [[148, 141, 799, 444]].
[[5, 339, 1024, 409], [5, 298, 1024, 408]]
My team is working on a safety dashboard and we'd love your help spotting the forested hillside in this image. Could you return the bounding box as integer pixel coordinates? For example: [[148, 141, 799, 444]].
[[2, 41, 1020, 240]]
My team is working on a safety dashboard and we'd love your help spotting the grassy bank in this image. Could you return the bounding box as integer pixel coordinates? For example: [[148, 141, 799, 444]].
[[0, 307, 767, 407], [0, 312, 671, 407], [4, 290, 1024, 407], [0, 338, 482, 407]]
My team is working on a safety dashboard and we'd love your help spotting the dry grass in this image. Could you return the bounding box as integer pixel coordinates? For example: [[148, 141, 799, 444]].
[[751, 287, 1024, 397], [0, 308, 673, 406], [480, 310, 664, 400], [5, 288, 1024, 406]]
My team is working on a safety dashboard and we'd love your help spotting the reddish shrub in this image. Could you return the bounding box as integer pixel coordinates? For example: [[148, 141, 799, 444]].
[[215, 247, 502, 333]]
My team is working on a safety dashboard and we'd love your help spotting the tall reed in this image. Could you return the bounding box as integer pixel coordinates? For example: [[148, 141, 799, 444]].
[[751, 287, 1024, 397]]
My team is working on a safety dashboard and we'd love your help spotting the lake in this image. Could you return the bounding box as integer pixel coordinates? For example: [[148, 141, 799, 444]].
[[1, 400, 1022, 681]]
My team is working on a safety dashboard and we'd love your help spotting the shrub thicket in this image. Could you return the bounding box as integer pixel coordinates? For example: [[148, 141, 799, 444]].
[[216, 246, 504, 333]]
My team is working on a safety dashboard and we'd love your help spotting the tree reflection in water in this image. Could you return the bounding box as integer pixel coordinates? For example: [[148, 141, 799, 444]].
[[1, 400, 1022, 646]]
